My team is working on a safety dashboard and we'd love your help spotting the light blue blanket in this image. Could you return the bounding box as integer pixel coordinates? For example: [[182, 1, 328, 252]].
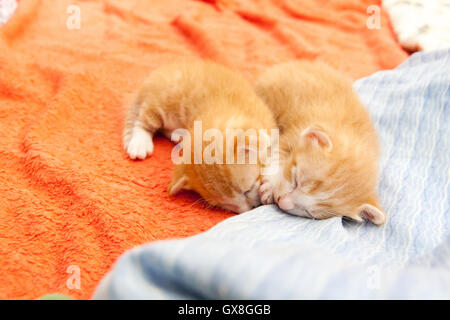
[[94, 49, 450, 299]]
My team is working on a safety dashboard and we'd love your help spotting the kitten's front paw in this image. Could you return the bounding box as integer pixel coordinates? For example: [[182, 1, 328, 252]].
[[126, 129, 154, 160], [259, 179, 274, 205]]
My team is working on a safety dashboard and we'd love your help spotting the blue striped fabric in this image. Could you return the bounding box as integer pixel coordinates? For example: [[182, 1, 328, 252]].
[[94, 49, 450, 299]]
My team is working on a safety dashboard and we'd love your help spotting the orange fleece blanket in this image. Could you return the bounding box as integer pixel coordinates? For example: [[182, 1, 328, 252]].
[[0, 0, 407, 299]]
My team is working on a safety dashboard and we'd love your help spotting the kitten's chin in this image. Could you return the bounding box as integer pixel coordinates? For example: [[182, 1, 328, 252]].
[[287, 208, 314, 219], [220, 203, 250, 214], [278, 198, 314, 218]]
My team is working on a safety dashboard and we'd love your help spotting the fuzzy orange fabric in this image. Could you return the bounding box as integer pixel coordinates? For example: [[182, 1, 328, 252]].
[[0, 0, 407, 299]]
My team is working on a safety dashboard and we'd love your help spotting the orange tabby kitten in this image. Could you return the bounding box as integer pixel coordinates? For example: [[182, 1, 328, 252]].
[[123, 61, 277, 213], [255, 61, 386, 225]]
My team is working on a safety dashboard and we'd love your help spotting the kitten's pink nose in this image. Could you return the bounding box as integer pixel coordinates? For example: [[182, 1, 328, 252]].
[[278, 195, 294, 211]]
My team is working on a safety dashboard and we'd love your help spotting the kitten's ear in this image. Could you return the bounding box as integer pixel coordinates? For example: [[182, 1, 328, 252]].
[[168, 165, 190, 196], [351, 199, 386, 225], [301, 126, 333, 152]]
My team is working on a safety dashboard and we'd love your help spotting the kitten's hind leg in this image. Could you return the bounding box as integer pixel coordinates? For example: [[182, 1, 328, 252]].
[[123, 100, 162, 160]]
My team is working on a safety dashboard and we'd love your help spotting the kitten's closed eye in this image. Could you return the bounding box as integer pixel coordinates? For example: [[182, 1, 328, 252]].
[[243, 179, 258, 196], [243, 179, 262, 208], [300, 180, 323, 194]]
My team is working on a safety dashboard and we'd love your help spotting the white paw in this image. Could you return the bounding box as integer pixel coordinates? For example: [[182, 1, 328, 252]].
[[126, 127, 153, 160], [259, 179, 274, 205]]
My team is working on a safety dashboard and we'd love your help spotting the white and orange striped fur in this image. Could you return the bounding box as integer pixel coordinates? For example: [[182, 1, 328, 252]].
[[123, 61, 277, 213], [255, 61, 386, 225]]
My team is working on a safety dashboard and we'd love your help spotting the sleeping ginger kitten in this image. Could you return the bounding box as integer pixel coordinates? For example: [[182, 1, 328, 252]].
[[255, 61, 386, 225], [123, 61, 277, 213]]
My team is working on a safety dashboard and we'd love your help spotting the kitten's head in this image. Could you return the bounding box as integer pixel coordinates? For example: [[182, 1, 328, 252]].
[[274, 125, 386, 225], [169, 162, 261, 213], [168, 128, 271, 213]]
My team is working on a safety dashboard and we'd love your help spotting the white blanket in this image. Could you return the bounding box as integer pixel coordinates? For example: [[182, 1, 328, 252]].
[[0, 0, 17, 26], [383, 0, 450, 51]]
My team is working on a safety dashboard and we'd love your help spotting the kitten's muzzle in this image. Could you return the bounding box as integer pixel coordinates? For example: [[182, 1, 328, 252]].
[[278, 195, 295, 211], [277, 194, 314, 218]]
